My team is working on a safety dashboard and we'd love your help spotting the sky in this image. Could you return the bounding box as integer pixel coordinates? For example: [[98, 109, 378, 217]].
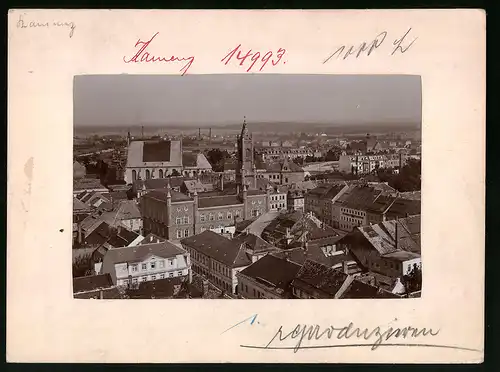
[[73, 74, 421, 127]]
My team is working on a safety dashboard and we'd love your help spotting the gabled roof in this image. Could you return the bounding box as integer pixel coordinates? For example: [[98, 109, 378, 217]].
[[340, 279, 401, 299], [239, 254, 302, 297], [101, 241, 188, 283], [73, 197, 91, 212], [181, 230, 251, 268], [182, 152, 212, 169], [233, 233, 277, 254], [139, 233, 166, 245], [356, 215, 421, 256], [73, 274, 114, 294]]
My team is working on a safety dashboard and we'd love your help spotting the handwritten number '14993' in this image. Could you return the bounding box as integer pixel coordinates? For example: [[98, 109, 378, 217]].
[[221, 45, 286, 72]]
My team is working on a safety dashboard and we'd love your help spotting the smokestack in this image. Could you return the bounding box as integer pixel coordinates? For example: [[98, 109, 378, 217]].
[[198, 128, 201, 140], [395, 217, 399, 250], [141, 126, 144, 139], [342, 260, 349, 274], [209, 128, 212, 144]]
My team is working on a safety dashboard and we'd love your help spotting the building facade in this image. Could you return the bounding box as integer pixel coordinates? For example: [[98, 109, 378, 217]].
[[338, 154, 407, 174], [141, 185, 271, 241], [124, 139, 213, 184], [96, 241, 192, 286]]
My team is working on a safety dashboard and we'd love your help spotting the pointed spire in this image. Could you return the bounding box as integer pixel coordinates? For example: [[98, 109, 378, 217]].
[[166, 179, 172, 198], [241, 116, 249, 137]]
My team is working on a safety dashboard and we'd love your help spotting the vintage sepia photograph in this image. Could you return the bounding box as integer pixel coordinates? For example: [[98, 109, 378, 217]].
[[72, 74, 422, 300]]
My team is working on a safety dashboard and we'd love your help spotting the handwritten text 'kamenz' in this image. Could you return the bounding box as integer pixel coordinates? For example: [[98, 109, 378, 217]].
[[123, 32, 195, 76], [16, 14, 76, 38]]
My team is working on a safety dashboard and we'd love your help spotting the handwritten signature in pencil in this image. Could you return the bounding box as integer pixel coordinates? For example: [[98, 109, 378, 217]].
[[16, 14, 76, 38], [222, 314, 482, 354], [323, 28, 417, 63]]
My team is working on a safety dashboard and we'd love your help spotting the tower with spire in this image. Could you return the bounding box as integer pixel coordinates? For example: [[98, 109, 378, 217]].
[[236, 116, 256, 189]]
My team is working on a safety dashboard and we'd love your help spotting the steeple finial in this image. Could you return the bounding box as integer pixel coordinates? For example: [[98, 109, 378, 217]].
[[241, 116, 249, 137]]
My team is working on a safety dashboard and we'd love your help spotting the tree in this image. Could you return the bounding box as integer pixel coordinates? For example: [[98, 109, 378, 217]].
[[72, 253, 92, 278], [402, 264, 422, 293], [206, 149, 230, 172]]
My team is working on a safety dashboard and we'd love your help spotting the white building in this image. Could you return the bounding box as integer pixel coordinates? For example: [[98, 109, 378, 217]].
[[96, 241, 191, 286]]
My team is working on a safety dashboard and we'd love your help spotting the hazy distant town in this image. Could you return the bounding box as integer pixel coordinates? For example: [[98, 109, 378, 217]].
[[72, 74, 422, 300]]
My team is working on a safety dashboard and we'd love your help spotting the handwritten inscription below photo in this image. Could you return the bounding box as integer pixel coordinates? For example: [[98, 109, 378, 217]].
[[72, 74, 422, 300]]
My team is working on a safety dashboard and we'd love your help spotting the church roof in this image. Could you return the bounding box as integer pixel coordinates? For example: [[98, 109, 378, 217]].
[[126, 140, 183, 168]]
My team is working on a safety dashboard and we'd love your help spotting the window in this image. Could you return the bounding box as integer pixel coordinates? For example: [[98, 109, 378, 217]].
[[184, 229, 189, 237], [176, 230, 182, 239], [183, 216, 189, 224], [142, 276, 147, 282], [142, 263, 147, 270], [235, 210, 240, 217], [177, 271, 183, 276], [159, 169, 163, 178], [160, 273, 165, 279], [217, 212, 223, 220], [132, 170, 137, 181], [209, 213, 215, 221], [152, 275, 156, 281], [200, 226, 205, 232], [146, 169, 151, 179], [227, 211, 232, 220], [200, 214, 206, 222], [131, 265, 138, 272], [159, 260, 165, 268], [151, 262, 156, 269], [169, 272, 174, 278], [133, 278, 138, 284], [176, 217, 182, 225], [168, 259, 174, 266]]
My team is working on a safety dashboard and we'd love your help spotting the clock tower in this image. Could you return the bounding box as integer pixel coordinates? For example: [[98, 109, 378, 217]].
[[236, 116, 256, 189]]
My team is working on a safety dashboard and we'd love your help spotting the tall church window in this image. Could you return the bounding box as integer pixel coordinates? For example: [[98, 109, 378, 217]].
[[146, 169, 151, 179], [159, 169, 164, 178], [132, 170, 137, 181]]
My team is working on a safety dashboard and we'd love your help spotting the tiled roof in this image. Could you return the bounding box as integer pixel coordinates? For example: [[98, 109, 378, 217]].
[[264, 160, 304, 173], [73, 274, 114, 294], [143, 141, 171, 162], [233, 233, 277, 254], [74, 287, 123, 299], [239, 254, 302, 297], [357, 216, 421, 256], [336, 185, 382, 210], [181, 230, 251, 268], [340, 279, 401, 299], [198, 195, 242, 208], [100, 201, 141, 227], [126, 277, 188, 299], [291, 260, 349, 298], [106, 227, 140, 248]]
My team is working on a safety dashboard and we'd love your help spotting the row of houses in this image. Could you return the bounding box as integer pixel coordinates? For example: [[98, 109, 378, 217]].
[[304, 182, 421, 231]]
